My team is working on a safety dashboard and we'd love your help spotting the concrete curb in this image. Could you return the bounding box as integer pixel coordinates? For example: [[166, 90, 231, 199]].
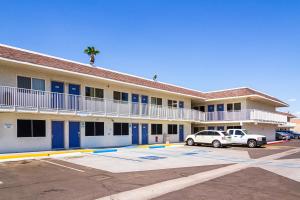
[[267, 140, 289, 145], [0, 143, 183, 161]]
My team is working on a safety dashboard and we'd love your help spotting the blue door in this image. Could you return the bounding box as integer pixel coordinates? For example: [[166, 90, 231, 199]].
[[179, 101, 184, 118], [179, 101, 184, 108], [52, 121, 64, 149], [179, 125, 184, 142], [207, 105, 215, 121], [131, 94, 139, 115], [142, 124, 148, 144], [69, 122, 80, 148], [69, 84, 80, 110], [217, 104, 224, 120], [132, 123, 139, 145], [51, 81, 64, 109], [141, 95, 148, 115]]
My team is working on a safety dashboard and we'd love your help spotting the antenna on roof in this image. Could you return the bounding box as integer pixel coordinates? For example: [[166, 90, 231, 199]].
[[153, 74, 158, 82]]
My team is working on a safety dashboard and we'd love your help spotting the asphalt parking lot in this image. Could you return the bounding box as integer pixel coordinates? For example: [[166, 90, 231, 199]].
[[0, 140, 299, 200]]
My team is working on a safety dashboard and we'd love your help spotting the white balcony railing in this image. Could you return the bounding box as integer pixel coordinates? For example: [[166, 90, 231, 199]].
[[0, 86, 205, 122], [0, 86, 287, 124]]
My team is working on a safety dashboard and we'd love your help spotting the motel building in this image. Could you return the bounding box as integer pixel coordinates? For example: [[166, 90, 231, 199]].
[[0, 44, 290, 153]]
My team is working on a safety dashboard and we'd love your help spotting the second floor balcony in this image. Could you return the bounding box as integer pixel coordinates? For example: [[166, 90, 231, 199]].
[[0, 86, 287, 124]]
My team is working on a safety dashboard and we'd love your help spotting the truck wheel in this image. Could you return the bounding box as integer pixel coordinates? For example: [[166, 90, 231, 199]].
[[248, 139, 257, 148], [187, 138, 195, 146], [212, 140, 221, 148]]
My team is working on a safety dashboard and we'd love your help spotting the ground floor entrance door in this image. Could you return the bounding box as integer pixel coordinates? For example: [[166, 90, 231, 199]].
[[142, 124, 148, 144], [132, 123, 139, 145], [179, 125, 184, 142], [69, 121, 80, 148], [52, 121, 64, 149]]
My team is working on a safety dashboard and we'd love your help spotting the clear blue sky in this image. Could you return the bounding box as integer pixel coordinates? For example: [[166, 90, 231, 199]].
[[1, 0, 299, 116]]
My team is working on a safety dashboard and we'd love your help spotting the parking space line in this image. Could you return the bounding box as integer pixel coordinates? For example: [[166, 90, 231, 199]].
[[93, 154, 143, 162], [0, 181, 3, 184], [40, 159, 85, 173]]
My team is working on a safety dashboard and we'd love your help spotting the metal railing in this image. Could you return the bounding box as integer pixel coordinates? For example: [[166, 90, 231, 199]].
[[0, 86, 287, 123]]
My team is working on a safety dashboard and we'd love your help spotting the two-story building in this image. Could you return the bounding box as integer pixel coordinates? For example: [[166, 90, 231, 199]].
[[0, 44, 289, 153]]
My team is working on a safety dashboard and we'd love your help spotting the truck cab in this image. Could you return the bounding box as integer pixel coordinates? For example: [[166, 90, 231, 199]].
[[227, 129, 267, 148]]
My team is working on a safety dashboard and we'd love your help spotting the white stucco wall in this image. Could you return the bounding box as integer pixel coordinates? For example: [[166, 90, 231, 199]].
[[0, 112, 191, 153], [243, 123, 277, 141], [0, 113, 52, 153], [246, 99, 276, 112]]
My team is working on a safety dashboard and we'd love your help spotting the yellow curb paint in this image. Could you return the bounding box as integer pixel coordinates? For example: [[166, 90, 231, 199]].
[[0, 149, 93, 160], [0, 143, 181, 160]]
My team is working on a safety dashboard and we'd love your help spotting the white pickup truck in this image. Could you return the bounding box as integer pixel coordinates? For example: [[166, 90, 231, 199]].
[[227, 129, 267, 148]]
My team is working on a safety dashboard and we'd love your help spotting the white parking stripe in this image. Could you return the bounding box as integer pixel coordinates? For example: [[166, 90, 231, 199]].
[[40, 159, 85, 173], [0, 181, 3, 184]]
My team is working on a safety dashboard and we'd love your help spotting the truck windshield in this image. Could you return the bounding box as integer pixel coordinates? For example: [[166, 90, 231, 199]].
[[243, 130, 248, 134]]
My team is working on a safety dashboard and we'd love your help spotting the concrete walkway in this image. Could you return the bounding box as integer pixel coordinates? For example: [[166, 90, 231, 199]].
[[97, 148, 300, 200]]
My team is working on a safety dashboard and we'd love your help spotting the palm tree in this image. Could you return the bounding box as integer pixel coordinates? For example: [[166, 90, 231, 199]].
[[84, 46, 100, 65]]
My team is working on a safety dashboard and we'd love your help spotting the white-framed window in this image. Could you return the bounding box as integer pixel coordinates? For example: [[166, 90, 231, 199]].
[[168, 100, 177, 108], [168, 124, 177, 134], [85, 86, 104, 99], [151, 97, 162, 106], [85, 122, 104, 136], [113, 91, 128, 102], [17, 76, 45, 91], [151, 124, 162, 135], [17, 119, 46, 137], [227, 103, 241, 111], [113, 123, 129, 136]]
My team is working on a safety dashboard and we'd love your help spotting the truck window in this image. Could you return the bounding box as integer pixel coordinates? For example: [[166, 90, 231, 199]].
[[235, 130, 244, 136], [229, 130, 234, 135]]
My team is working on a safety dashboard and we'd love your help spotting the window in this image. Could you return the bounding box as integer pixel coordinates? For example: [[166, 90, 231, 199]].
[[17, 120, 46, 137], [227, 104, 233, 112], [211, 131, 220, 136], [201, 131, 209, 136], [234, 103, 241, 111], [151, 124, 162, 135], [113, 123, 129, 136], [228, 130, 234, 135], [85, 87, 104, 99], [151, 97, 162, 106], [32, 78, 45, 91], [227, 103, 241, 111], [113, 91, 128, 102], [168, 124, 177, 134], [85, 122, 104, 136], [17, 76, 45, 91], [217, 126, 225, 131], [235, 130, 244, 136], [168, 100, 177, 108], [227, 126, 242, 130], [200, 106, 205, 112], [17, 76, 31, 89]]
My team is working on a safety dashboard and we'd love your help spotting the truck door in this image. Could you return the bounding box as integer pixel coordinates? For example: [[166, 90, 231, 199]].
[[232, 130, 245, 144]]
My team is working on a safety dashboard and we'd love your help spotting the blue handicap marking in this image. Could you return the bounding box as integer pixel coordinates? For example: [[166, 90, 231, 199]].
[[139, 156, 167, 160], [183, 152, 199, 156], [149, 145, 165, 149], [93, 149, 118, 154]]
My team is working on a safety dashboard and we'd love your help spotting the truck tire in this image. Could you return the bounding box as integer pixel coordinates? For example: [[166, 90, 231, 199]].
[[212, 140, 221, 148], [247, 139, 257, 148], [187, 138, 195, 146]]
